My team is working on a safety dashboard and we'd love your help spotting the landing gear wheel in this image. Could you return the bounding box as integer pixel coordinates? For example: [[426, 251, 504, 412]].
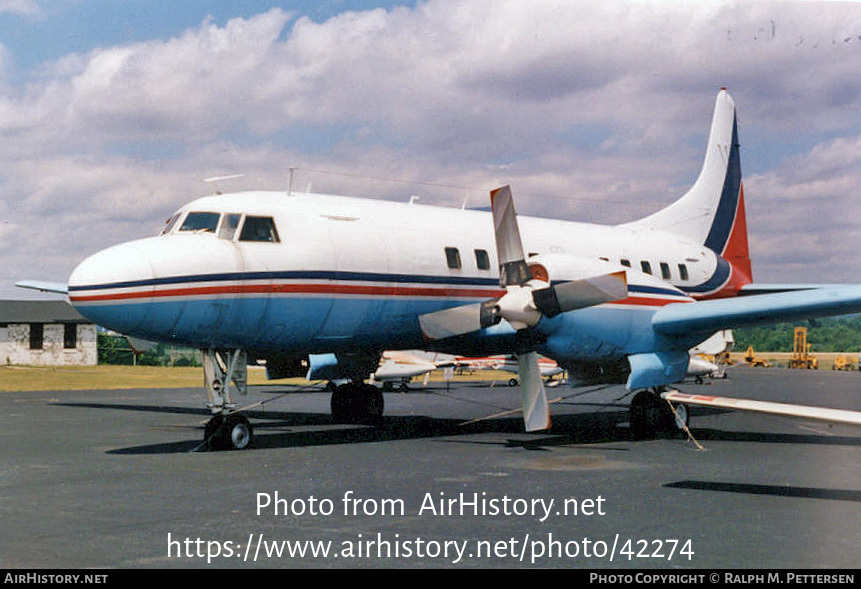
[[330, 384, 385, 424], [361, 384, 385, 424], [331, 384, 354, 423], [204, 413, 253, 450], [628, 390, 681, 440]]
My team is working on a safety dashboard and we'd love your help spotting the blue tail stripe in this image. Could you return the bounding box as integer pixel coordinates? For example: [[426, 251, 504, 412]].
[[703, 114, 742, 254]]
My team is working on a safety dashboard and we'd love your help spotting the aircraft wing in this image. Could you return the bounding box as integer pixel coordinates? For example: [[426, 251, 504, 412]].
[[15, 280, 69, 295], [653, 285, 861, 337]]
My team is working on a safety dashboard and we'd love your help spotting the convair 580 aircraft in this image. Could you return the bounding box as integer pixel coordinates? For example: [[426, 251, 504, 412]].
[[20, 89, 861, 449]]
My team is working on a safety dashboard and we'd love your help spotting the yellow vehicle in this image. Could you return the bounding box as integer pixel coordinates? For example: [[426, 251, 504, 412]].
[[832, 355, 857, 371], [788, 326, 818, 369], [744, 346, 771, 368]]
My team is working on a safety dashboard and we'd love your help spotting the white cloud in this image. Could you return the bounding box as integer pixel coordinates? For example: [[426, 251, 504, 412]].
[[0, 0, 43, 17], [1, 0, 860, 297]]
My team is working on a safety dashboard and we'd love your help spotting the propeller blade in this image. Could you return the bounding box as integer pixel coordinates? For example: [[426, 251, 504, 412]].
[[518, 352, 551, 431], [532, 271, 628, 318], [418, 300, 500, 340], [490, 185, 532, 287]]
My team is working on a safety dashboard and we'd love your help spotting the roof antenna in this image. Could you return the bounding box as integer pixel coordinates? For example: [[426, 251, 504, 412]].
[[203, 174, 244, 195], [288, 167, 297, 197]]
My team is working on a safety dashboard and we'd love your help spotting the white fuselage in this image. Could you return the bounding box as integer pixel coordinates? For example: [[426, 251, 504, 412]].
[[67, 191, 708, 365]]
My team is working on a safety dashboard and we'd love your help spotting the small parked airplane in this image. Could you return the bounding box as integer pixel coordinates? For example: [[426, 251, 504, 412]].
[[453, 354, 565, 387], [309, 350, 439, 392], [19, 89, 861, 449]]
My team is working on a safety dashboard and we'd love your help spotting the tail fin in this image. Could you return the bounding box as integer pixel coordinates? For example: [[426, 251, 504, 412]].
[[623, 88, 752, 291]]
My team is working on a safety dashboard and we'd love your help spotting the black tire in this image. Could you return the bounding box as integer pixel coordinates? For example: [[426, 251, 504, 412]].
[[204, 415, 226, 450], [508, 378, 519, 387], [205, 414, 253, 450], [225, 414, 253, 450], [358, 384, 384, 424], [331, 384, 354, 423], [629, 391, 679, 440]]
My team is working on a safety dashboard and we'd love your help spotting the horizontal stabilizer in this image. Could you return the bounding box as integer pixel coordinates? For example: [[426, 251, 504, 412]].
[[653, 285, 861, 337], [15, 280, 69, 295], [661, 390, 861, 427]]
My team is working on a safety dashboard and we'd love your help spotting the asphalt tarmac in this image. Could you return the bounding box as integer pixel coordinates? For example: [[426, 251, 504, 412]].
[[1, 367, 858, 569]]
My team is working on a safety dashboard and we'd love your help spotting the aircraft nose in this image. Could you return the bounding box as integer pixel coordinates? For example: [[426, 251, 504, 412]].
[[68, 239, 156, 334]]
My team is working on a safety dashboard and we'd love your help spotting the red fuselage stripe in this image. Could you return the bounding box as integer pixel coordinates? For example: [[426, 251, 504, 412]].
[[69, 284, 689, 307]]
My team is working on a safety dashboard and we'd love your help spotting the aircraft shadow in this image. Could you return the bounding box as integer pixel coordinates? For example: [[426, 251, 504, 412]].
[[683, 427, 860, 446], [664, 480, 861, 503], [57, 400, 858, 455], [103, 410, 635, 455]]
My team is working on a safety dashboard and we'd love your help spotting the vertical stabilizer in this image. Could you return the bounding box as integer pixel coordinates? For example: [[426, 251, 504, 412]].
[[623, 89, 752, 290]]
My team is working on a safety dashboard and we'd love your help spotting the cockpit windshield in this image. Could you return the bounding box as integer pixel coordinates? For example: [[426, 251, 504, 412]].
[[162, 210, 280, 243], [179, 212, 220, 233]]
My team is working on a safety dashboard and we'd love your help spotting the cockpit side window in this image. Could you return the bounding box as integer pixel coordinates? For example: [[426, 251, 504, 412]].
[[179, 212, 220, 233], [218, 214, 241, 241], [239, 216, 280, 243], [161, 213, 182, 235]]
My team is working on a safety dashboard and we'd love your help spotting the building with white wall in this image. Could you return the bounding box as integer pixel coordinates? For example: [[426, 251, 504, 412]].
[[0, 301, 97, 366]]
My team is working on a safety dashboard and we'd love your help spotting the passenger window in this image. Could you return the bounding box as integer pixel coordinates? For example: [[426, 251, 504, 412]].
[[620, 259, 631, 267], [475, 249, 490, 271], [640, 261, 652, 275], [179, 212, 220, 233], [445, 247, 462, 269], [678, 264, 689, 281], [219, 214, 241, 241], [239, 216, 280, 243], [660, 262, 671, 280]]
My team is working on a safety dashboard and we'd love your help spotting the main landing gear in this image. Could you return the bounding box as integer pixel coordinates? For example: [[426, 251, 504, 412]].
[[628, 388, 689, 440], [330, 382, 385, 424], [201, 348, 254, 451]]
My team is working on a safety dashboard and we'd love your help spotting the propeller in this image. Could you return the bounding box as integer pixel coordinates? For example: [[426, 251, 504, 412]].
[[418, 185, 628, 432]]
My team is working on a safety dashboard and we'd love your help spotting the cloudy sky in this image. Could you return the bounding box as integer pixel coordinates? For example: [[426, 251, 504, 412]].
[[1, 0, 859, 299]]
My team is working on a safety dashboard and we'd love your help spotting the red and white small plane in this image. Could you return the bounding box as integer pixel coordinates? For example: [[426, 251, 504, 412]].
[[19, 89, 861, 449], [449, 354, 564, 387]]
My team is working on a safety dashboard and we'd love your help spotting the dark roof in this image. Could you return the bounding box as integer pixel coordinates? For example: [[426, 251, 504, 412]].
[[0, 300, 90, 324]]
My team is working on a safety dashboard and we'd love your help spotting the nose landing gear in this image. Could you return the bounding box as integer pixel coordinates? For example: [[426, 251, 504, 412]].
[[201, 348, 253, 451], [204, 413, 253, 451]]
